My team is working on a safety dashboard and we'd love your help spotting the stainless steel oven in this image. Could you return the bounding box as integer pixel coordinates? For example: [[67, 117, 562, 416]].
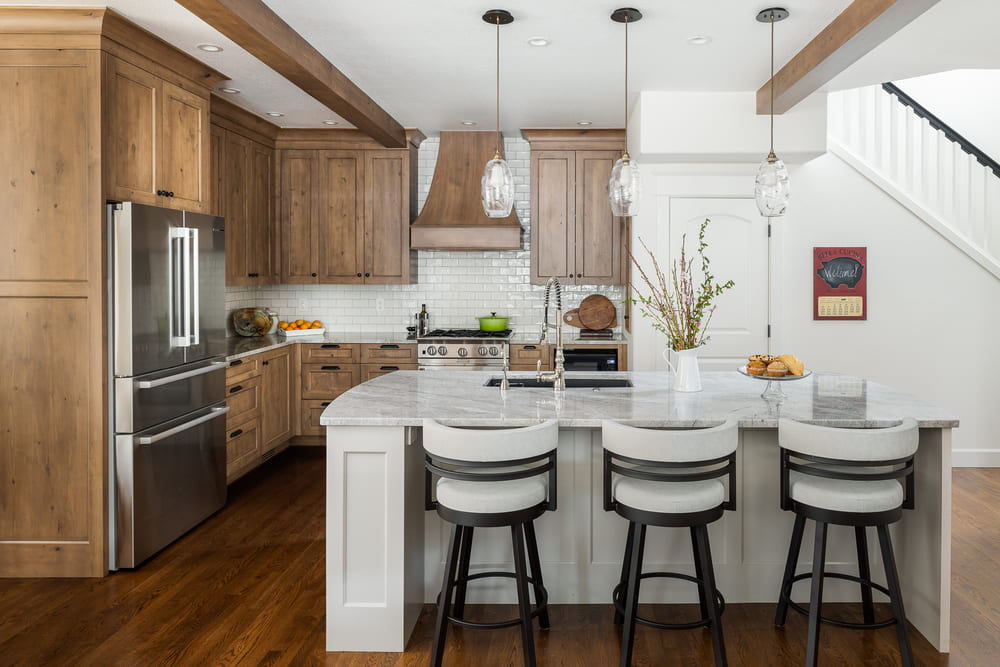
[[562, 347, 619, 371], [417, 328, 511, 370]]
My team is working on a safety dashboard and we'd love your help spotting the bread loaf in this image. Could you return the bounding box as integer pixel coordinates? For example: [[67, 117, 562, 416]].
[[777, 354, 804, 377]]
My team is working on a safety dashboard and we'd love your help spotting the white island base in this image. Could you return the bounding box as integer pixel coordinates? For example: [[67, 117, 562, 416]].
[[322, 371, 955, 654]]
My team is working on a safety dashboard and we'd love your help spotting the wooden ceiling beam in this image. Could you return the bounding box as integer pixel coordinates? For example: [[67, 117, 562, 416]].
[[757, 0, 940, 115], [176, 0, 406, 148]]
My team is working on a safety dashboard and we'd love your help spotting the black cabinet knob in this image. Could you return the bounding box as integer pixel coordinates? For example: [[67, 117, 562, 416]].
[[262, 360, 269, 366], [167, 191, 174, 197], [156, 189, 164, 196], [364, 273, 370, 277], [357, 273, 362, 278], [311, 272, 318, 277], [577, 273, 582, 278]]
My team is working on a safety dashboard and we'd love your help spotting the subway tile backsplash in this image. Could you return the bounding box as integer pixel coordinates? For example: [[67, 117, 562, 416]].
[[225, 137, 625, 334]]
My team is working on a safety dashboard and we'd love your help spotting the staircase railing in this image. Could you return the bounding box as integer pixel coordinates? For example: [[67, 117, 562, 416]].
[[828, 84, 1000, 279]]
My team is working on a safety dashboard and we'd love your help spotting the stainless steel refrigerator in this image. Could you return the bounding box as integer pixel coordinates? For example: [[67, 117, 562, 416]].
[[109, 202, 229, 569]]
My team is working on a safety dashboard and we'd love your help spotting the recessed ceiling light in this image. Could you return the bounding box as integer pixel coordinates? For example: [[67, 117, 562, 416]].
[[461, 120, 477, 126], [686, 35, 711, 45], [577, 120, 593, 126], [266, 112, 284, 118], [322, 120, 339, 126], [219, 87, 241, 94], [197, 43, 223, 52], [528, 37, 550, 47]]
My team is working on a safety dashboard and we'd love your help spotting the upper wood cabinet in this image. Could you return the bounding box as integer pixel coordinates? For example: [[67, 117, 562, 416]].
[[104, 55, 211, 212], [524, 130, 628, 286], [277, 131, 422, 285]]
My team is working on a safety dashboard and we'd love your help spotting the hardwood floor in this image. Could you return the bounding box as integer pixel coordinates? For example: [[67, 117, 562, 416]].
[[1, 449, 997, 666]]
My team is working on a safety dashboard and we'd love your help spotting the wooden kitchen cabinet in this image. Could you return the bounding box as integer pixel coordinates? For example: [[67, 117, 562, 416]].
[[510, 343, 551, 371], [523, 130, 628, 286], [104, 54, 211, 212], [259, 346, 293, 454], [277, 132, 421, 285]]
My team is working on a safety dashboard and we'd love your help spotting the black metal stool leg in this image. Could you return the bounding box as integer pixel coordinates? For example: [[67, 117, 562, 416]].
[[614, 521, 636, 626], [775, 514, 807, 626], [523, 521, 550, 629], [805, 521, 828, 667], [855, 526, 875, 624], [877, 524, 914, 667], [511, 523, 537, 666], [695, 524, 727, 667], [620, 522, 646, 667], [453, 526, 475, 621], [432, 524, 464, 667], [691, 525, 709, 621]]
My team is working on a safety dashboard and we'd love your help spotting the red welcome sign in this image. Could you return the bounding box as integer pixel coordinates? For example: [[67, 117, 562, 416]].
[[813, 247, 867, 321]]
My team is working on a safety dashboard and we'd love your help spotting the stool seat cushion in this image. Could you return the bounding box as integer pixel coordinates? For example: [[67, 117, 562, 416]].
[[612, 476, 726, 515], [789, 471, 904, 513], [437, 477, 547, 514]]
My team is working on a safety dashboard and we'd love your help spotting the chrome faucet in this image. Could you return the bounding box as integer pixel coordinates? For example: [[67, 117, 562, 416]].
[[536, 277, 566, 391]]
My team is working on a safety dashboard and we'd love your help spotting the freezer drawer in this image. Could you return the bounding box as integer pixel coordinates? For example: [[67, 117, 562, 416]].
[[115, 402, 229, 568], [115, 358, 227, 433]]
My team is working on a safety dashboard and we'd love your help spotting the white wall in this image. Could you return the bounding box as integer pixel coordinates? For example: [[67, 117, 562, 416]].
[[226, 136, 624, 333], [630, 156, 1000, 466], [893, 69, 1000, 162]]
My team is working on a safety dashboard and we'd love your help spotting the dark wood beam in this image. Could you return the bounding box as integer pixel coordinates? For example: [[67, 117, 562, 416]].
[[176, 0, 406, 148], [757, 0, 939, 115]]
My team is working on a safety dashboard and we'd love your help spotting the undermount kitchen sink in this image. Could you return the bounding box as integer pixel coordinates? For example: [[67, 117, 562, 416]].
[[485, 377, 633, 389]]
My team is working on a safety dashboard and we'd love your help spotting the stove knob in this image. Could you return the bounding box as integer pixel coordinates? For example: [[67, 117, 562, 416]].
[[426, 346, 436, 356], [438, 345, 448, 356], [458, 347, 468, 357], [489, 346, 499, 356], [478, 346, 488, 356]]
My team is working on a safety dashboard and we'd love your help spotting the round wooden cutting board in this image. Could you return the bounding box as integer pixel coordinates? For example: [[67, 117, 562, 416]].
[[578, 295, 616, 330]]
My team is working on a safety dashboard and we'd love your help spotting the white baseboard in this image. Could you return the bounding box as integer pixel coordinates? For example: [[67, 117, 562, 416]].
[[952, 449, 1000, 467]]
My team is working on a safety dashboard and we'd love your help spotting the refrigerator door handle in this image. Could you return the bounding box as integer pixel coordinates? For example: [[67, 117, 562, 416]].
[[134, 361, 227, 389], [135, 406, 229, 446], [169, 227, 189, 347], [181, 229, 192, 347], [189, 227, 200, 345]]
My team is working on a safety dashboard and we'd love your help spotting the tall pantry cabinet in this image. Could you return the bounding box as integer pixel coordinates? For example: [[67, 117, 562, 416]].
[[0, 8, 225, 577]]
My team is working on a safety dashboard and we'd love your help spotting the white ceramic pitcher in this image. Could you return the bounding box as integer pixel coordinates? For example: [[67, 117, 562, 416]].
[[663, 347, 703, 392]]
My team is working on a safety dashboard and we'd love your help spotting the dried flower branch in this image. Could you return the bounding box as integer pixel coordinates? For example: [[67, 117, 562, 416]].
[[627, 218, 735, 351]]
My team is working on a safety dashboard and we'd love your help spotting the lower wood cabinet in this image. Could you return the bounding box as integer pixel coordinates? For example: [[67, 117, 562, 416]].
[[226, 417, 261, 480], [259, 346, 293, 453], [510, 343, 551, 371]]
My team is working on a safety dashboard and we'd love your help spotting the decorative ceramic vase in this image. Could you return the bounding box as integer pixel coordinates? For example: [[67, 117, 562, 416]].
[[662, 346, 703, 392]]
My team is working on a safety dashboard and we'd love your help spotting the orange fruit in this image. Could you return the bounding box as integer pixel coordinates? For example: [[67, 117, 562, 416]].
[[295, 319, 306, 326], [278, 321, 288, 330], [311, 320, 322, 329]]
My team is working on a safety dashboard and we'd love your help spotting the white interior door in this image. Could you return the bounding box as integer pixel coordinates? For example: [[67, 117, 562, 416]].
[[666, 198, 769, 371]]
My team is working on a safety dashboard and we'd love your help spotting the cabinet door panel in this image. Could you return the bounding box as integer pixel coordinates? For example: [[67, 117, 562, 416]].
[[250, 142, 276, 283], [223, 131, 251, 285], [365, 151, 408, 284], [209, 124, 223, 217], [160, 81, 208, 211], [105, 57, 158, 204], [226, 374, 261, 426], [531, 151, 575, 284], [319, 151, 364, 283], [226, 416, 260, 482], [576, 151, 622, 284], [300, 363, 361, 399], [260, 348, 293, 453], [281, 151, 319, 283]]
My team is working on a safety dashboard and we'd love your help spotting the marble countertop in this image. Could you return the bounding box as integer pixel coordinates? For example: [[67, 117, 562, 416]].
[[320, 370, 959, 429]]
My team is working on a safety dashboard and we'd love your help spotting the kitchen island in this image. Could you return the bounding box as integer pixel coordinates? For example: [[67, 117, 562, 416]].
[[321, 370, 957, 654]]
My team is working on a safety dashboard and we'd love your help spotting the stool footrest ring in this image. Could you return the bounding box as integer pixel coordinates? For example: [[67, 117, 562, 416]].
[[781, 571, 899, 630], [438, 570, 549, 630], [612, 571, 725, 631]]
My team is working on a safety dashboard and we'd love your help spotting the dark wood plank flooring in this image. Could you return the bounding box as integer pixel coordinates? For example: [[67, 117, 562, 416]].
[[1, 448, 997, 666]]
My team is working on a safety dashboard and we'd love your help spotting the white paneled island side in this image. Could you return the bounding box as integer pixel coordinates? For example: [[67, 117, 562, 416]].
[[321, 371, 957, 654]]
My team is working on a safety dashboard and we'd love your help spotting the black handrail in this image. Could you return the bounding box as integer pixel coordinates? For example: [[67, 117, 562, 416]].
[[882, 82, 1000, 178]]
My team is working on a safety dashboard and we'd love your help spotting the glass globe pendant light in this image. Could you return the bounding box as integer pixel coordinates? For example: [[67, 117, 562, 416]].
[[481, 9, 515, 218], [754, 8, 790, 217], [609, 8, 642, 217]]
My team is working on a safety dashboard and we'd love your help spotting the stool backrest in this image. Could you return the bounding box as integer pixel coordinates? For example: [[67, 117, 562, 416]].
[[601, 420, 739, 513]]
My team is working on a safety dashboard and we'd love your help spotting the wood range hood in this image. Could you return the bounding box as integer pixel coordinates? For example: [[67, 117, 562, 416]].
[[410, 131, 522, 250]]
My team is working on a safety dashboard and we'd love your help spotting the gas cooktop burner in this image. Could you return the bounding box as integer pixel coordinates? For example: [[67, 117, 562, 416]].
[[421, 328, 512, 339]]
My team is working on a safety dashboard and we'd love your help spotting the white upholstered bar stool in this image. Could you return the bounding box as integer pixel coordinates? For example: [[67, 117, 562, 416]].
[[774, 418, 919, 667], [602, 419, 739, 667], [422, 419, 559, 667]]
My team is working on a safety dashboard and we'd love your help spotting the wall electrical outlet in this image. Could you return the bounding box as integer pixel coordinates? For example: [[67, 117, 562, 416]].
[[375, 298, 385, 313], [299, 298, 309, 312]]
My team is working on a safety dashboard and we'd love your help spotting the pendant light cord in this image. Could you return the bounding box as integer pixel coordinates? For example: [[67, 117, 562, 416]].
[[495, 17, 501, 159], [623, 15, 629, 157], [769, 12, 775, 157]]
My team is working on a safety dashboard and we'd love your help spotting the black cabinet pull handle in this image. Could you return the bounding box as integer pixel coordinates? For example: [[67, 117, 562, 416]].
[[262, 360, 269, 366], [524, 345, 537, 350], [230, 359, 243, 367], [168, 191, 174, 197], [229, 385, 243, 393], [321, 402, 331, 407], [321, 344, 340, 349], [229, 429, 243, 438], [311, 272, 318, 277], [321, 365, 340, 370], [379, 344, 399, 349], [380, 366, 399, 371]]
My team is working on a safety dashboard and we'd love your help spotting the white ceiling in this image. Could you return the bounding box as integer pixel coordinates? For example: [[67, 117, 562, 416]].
[[5, 0, 998, 136]]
